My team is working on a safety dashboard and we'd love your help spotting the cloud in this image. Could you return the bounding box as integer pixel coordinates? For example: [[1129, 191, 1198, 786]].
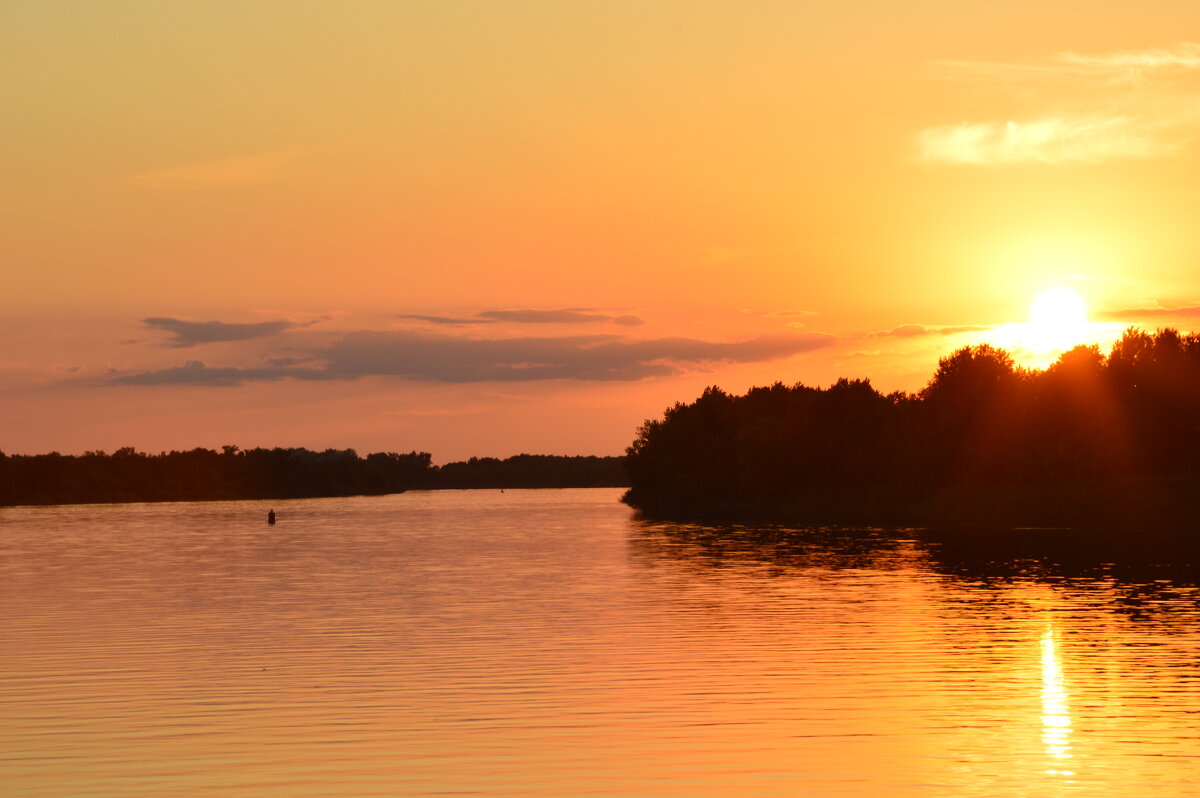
[[110, 361, 331, 387], [919, 43, 1200, 165], [132, 150, 296, 189], [264, 354, 320, 367], [1059, 42, 1200, 83], [110, 330, 836, 386], [761, 309, 819, 328], [765, 309, 818, 318], [395, 314, 487, 325], [929, 43, 1200, 85], [477, 308, 644, 325], [326, 330, 831, 382], [869, 323, 993, 338], [397, 308, 645, 326], [919, 116, 1175, 165], [142, 317, 297, 347], [1096, 304, 1200, 322]]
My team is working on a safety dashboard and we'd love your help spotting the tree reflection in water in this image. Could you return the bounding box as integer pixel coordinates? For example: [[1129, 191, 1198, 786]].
[[628, 521, 1200, 627], [627, 520, 1200, 791]]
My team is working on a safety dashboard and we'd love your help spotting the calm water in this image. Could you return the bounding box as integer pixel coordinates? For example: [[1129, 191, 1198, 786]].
[[4, 489, 1200, 796]]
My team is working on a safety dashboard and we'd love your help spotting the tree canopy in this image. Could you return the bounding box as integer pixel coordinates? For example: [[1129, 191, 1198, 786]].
[[623, 328, 1200, 526]]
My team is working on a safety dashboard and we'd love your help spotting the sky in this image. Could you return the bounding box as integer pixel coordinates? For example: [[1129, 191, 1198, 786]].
[[4, 1, 1200, 461]]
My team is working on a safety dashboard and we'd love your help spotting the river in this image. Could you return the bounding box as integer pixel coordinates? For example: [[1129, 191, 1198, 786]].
[[3, 488, 1200, 796]]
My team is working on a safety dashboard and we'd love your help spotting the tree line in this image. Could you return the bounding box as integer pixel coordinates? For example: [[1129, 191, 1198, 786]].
[[0, 447, 627, 506], [623, 328, 1200, 526]]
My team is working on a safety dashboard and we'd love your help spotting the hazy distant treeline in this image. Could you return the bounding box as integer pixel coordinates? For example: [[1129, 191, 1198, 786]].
[[0, 447, 627, 506], [435, 454, 628, 489], [623, 328, 1200, 526]]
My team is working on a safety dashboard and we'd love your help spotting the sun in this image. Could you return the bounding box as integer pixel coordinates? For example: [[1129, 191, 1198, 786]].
[[1030, 287, 1087, 330], [985, 286, 1106, 367], [1021, 286, 1090, 354]]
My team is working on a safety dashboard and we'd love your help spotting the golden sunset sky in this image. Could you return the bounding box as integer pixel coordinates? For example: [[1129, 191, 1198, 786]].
[[4, 1, 1200, 460]]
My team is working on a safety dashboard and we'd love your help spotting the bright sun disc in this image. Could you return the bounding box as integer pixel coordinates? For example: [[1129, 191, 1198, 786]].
[[1017, 286, 1090, 355], [1030, 287, 1087, 329], [986, 285, 1122, 369]]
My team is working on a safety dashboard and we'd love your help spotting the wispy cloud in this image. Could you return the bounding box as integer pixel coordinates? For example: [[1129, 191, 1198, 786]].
[[132, 151, 297, 189], [930, 43, 1200, 85], [762, 309, 818, 319], [919, 42, 1200, 165], [868, 323, 993, 338], [108, 330, 836, 386], [1096, 304, 1200, 321], [395, 314, 485, 326], [142, 317, 301, 348], [919, 116, 1175, 165], [1059, 42, 1200, 83], [478, 309, 644, 325], [397, 308, 645, 326], [111, 360, 333, 387]]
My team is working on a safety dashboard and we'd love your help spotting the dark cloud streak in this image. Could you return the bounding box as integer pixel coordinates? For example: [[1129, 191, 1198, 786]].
[[109, 330, 836, 387], [394, 314, 490, 325], [110, 360, 333, 387], [477, 308, 645, 325], [398, 308, 645, 326], [143, 317, 296, 347]]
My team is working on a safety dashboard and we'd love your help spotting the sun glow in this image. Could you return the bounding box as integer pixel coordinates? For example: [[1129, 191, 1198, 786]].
[[985, 285, 1122, 368], [1027, 287, 1089, 350]]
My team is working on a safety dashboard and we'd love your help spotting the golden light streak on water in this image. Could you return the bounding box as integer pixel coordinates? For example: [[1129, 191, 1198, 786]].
[[1040, 628, 1074, 775]]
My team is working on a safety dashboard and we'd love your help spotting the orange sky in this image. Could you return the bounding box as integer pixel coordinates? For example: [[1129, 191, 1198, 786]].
[[4, 2, 1200, 460]]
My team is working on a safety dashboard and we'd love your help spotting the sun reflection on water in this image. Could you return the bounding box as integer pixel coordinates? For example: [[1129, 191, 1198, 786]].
[[1041, 628, 1074, 775]]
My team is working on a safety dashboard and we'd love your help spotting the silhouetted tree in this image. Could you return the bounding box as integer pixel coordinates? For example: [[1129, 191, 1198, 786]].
[[624, 328, 1200, 525]]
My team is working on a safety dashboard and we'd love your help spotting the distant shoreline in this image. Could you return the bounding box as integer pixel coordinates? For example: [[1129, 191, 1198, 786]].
[[0, 448, 628, 508]]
